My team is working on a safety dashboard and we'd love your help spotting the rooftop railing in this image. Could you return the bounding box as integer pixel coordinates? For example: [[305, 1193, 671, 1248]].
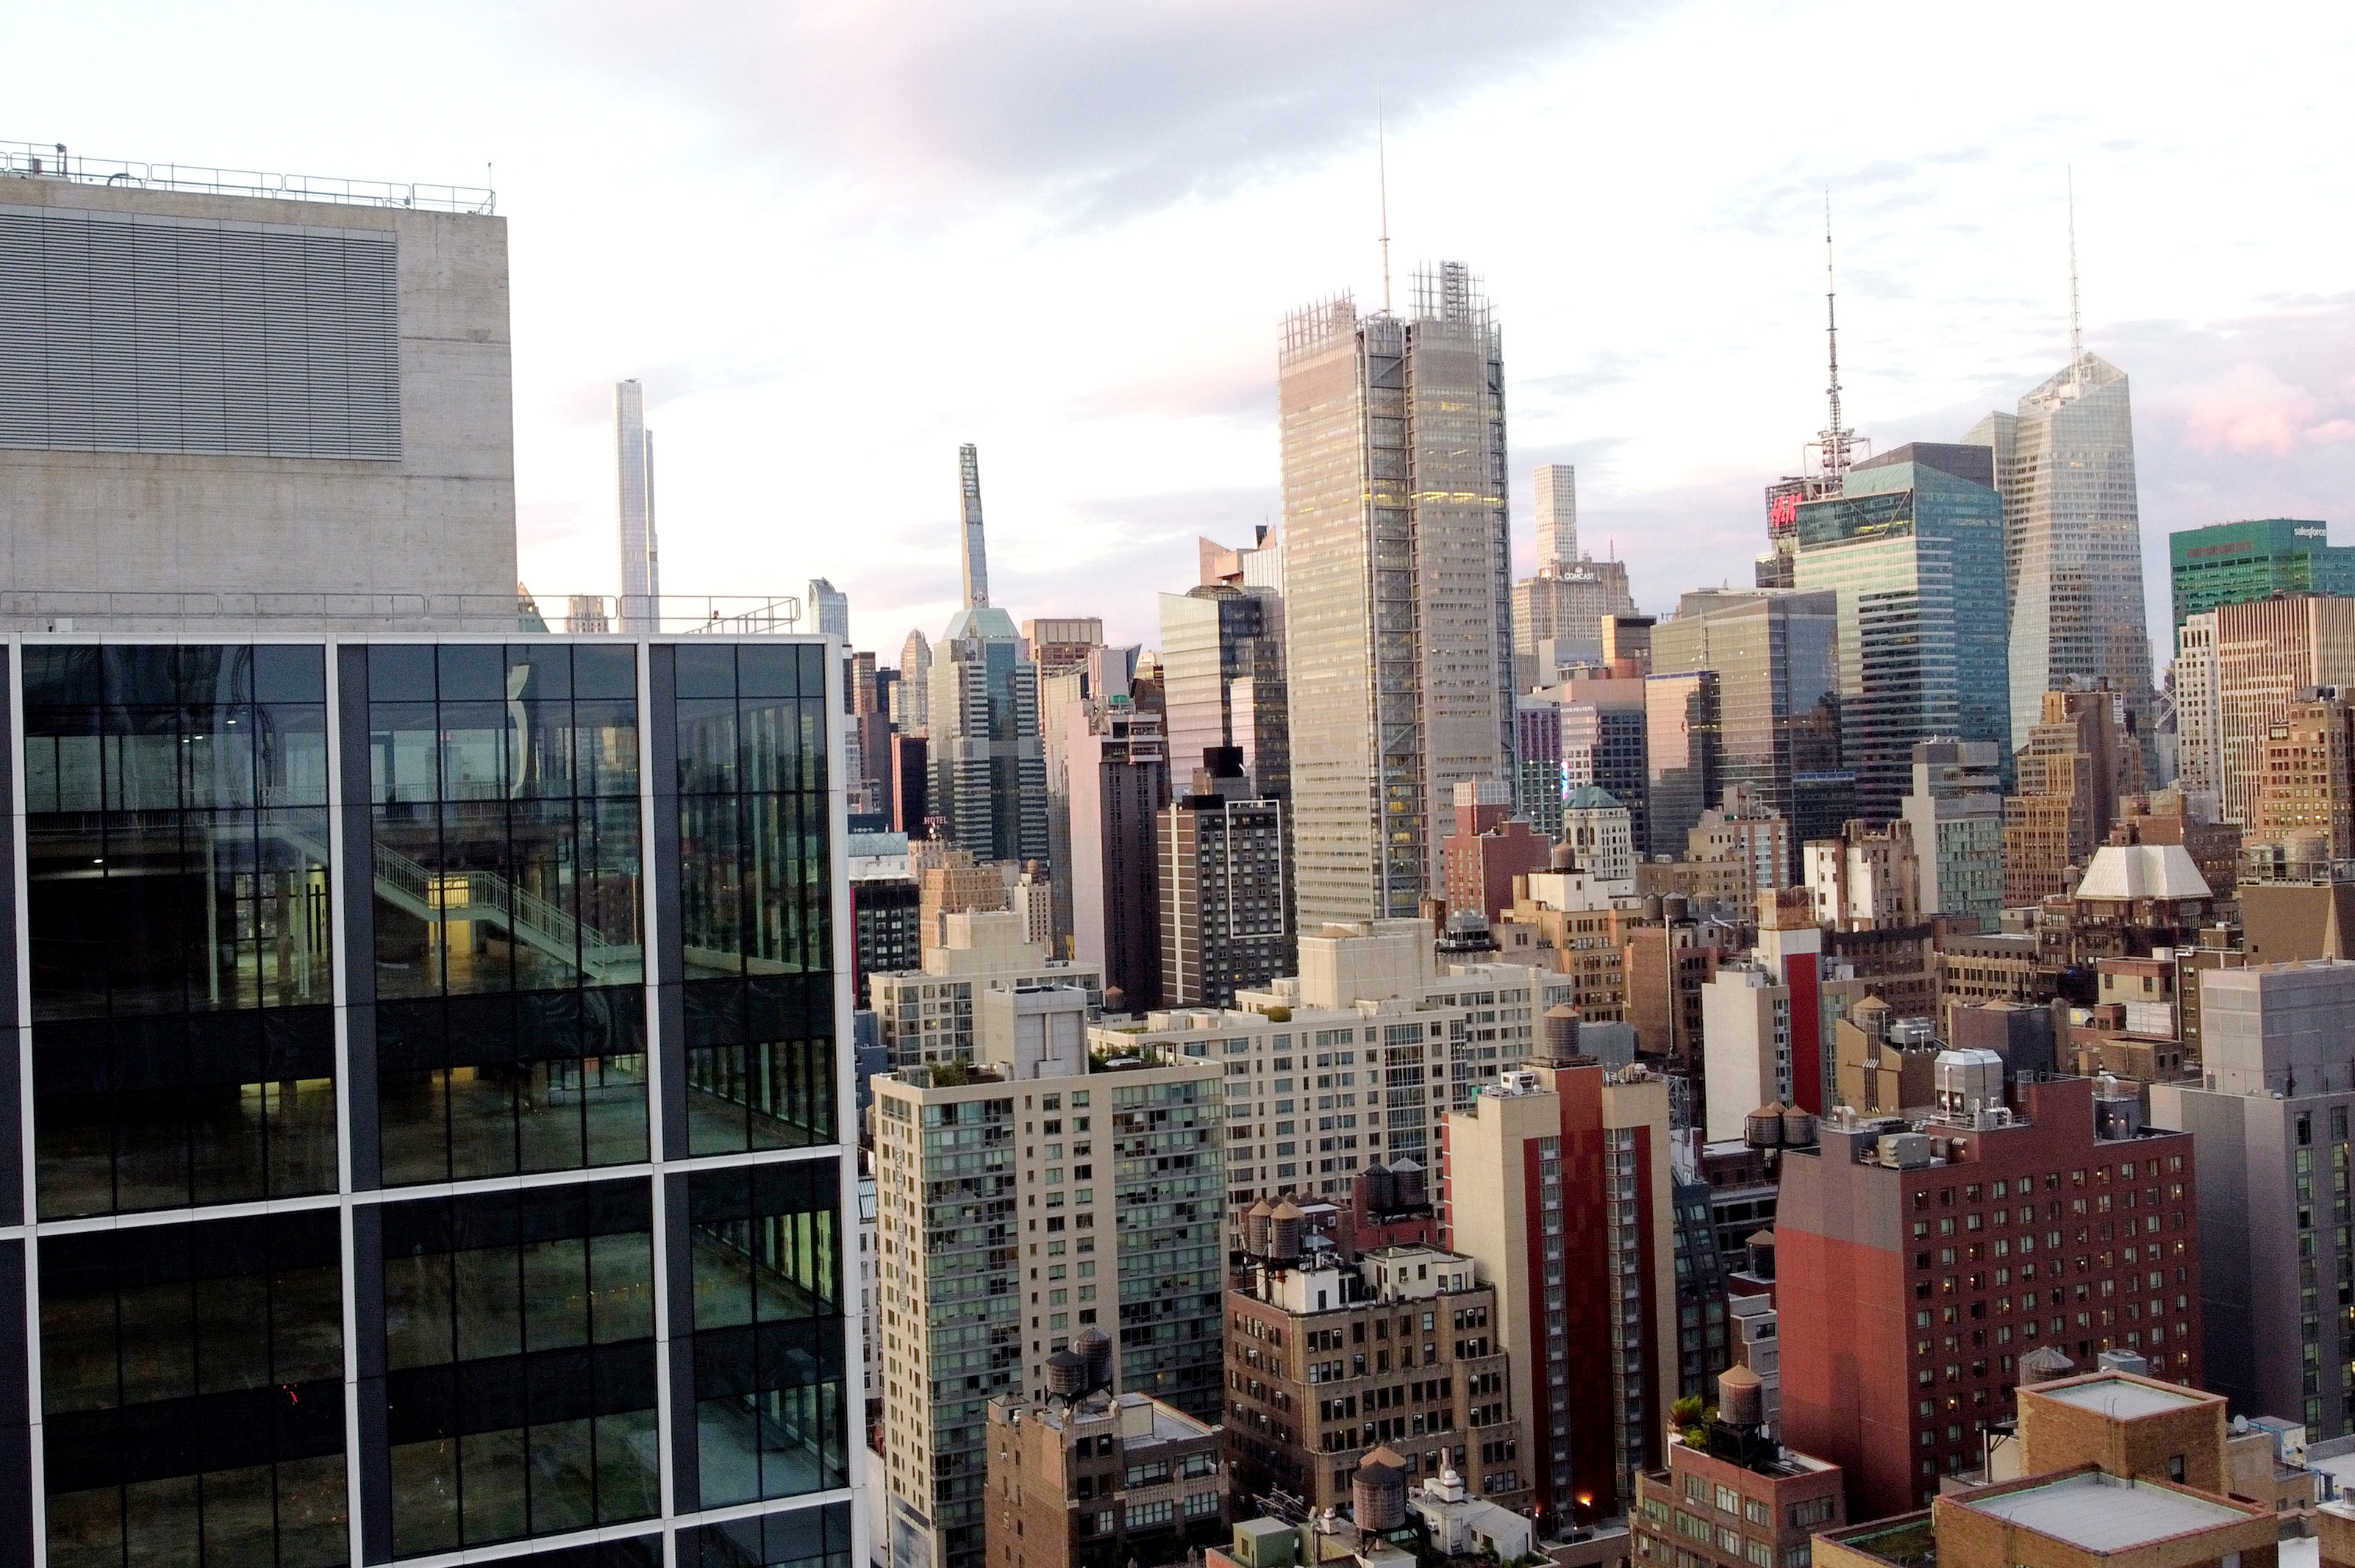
[[0, 591, 804, 636], [1, 139, 496, 215]]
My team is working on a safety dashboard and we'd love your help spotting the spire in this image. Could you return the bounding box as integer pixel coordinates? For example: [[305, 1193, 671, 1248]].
[[2066, 166, 2084, 395], [957, 443, 990, 611], [1376, 68, 1392, 315], [1816, 190, 1855, 483]]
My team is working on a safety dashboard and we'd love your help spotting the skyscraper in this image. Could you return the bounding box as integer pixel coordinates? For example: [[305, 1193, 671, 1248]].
[[930, 449, 1048, 864], [2171, 519, 2355, 628], [1901, 737, 2005, 928], [1066, 685, 1168, 1009], [1794, 443, 2011, 820], [808, 576, 851, 641], [1964, 265, 2152, 752], [1651, 587, 1849, 878], [1159, 749, 1293, 1008], [2173, 594, 2355, 824], [1279, 264, 1513, 926], [1159, 584, 1289, 800], [1534, 463, 1578, 571], [894, 628, 932, 735], [615, 378, 660, 631]]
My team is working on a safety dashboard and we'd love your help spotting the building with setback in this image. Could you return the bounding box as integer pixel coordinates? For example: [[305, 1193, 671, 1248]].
[[0, 148, 861, 1567], [1965, 349, 2155, 753], [931, 448, 1048, 866], [1795, 443, 2012, 821], [1221, 1236, 1532, 1520], [985, 1389, 1226, 1568], [874, 1028, 1223, 1568], [1777, 1071, 2202, 1519], [1278, 265, 1514, 926]]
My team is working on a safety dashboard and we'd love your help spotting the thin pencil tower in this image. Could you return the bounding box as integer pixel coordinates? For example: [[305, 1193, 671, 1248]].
[[957, 443, 990, 610], [1816, 190, 1856, 482]]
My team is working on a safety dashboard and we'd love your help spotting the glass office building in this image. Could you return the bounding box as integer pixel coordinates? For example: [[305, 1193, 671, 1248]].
[[2170, 518, 2355, 628], [1795, 450, 2011, 821], [0, 634, 859, 1568], [1651, 589, 1850, 878]]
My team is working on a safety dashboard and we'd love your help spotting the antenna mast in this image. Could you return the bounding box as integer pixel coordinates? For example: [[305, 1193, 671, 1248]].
[[1377, 69, 1392, 315], [2067, 166, 2084, 394], [1816, 190, 1855, 484]]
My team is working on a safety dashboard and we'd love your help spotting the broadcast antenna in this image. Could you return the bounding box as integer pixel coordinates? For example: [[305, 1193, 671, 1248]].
[[1377, 68, 1393, 315]]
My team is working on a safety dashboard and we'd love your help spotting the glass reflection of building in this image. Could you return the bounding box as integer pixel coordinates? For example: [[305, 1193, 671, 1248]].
[[1643, 671, 1721, 856], [1794, 445, 2012, 822], [1650, 589, 1851, 881], [10, 637, 857, 1568]]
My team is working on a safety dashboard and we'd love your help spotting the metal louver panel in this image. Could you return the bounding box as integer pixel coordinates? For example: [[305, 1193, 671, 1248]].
[[0, 204, 400, 459]]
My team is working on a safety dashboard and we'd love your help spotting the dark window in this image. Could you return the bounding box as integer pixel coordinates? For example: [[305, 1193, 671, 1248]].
[[684, 978, 837, 1156], [40, 1209, 346, 1567], [673, 644, 831, 983], [367, 646, 647, 1186], [376, 987, 648, 1184], [682, 1500, 853, 1568], [381, 1178, 660, 1555], [24, 645, 337, 1218], [687, 1160, 850, 1508]]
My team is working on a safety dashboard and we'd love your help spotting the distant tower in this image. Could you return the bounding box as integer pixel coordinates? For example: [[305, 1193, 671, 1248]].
[[807, 577, 850, 642], [615, 379, 660, 632], [1815, 194, 1857, 487], [1279, 263, 1514, 925], [958, 443, 990, 610], [1534, 465, 1578, 574], [896, 628, 932, 736], [1962, 179, 2152, 754]]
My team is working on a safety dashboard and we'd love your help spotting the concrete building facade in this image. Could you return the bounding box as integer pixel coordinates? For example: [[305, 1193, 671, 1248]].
[[0, 162, 518, 619]]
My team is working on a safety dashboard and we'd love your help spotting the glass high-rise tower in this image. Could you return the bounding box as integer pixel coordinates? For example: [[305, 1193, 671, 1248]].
[[1276, 263, 1513, 926], [1794, 443, 2011, 821], [1964, 351, 2152, 754], [1, 632, 858, 1568]]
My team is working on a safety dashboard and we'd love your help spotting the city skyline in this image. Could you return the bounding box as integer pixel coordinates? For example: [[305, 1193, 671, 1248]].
[[10, 3, 2355, 659]]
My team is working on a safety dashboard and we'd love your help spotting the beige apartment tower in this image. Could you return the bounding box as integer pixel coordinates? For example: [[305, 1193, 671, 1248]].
[[1279, 264, 1513, 926]]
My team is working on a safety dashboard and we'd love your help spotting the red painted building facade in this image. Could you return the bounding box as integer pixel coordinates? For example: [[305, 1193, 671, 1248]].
[[1775, 1075, 2201, 1519]]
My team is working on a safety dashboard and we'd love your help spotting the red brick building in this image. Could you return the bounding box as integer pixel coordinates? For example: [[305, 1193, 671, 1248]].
[[1443, 787, 1553, 926], [1775, 1074, 2201, 1520]]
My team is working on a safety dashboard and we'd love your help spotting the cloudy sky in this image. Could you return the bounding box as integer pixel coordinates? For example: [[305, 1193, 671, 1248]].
[[12, 1, 2355, 664]]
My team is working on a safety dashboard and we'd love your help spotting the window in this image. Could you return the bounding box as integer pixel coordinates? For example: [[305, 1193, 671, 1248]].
[[26, 644, 337, 1217], [682, 1500, 852, 1568], [381, 1178, 661, 1553], [687, 1160, 851, 1508], [39, 1211, 346, 1568], [1790, 1496, 1835, 1528]]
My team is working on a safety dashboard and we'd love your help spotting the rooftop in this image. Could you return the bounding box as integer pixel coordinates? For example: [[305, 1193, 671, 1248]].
[[3, 137, 495, 214], [2076, 843, 2212, 903], [1957, 1472, 2252, 1550], [2031, 1375, 2205, 1420]]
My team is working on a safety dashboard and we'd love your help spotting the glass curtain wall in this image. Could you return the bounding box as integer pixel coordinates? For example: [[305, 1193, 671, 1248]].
[[367, 643, 648, 1183], [24, 644, 335, 1218], [40, 1211, 347, 1567], [381, 1181, 660, 1554], [672, 642, 837, 1156]]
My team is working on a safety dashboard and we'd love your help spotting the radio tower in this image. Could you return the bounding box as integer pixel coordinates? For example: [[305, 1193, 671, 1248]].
[[1815, 190, 1857, 483]]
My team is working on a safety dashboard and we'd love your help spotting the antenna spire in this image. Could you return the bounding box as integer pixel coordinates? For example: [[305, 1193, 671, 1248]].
[[1377, 68, 1392, 315], [1816, 189, 1854, 484], [2067, 165, 2084, 391]]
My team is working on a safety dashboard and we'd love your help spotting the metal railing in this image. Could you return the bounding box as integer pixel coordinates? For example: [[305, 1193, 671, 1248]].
[[1, 590, 803, 635], [1, 139, 495, 215]]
